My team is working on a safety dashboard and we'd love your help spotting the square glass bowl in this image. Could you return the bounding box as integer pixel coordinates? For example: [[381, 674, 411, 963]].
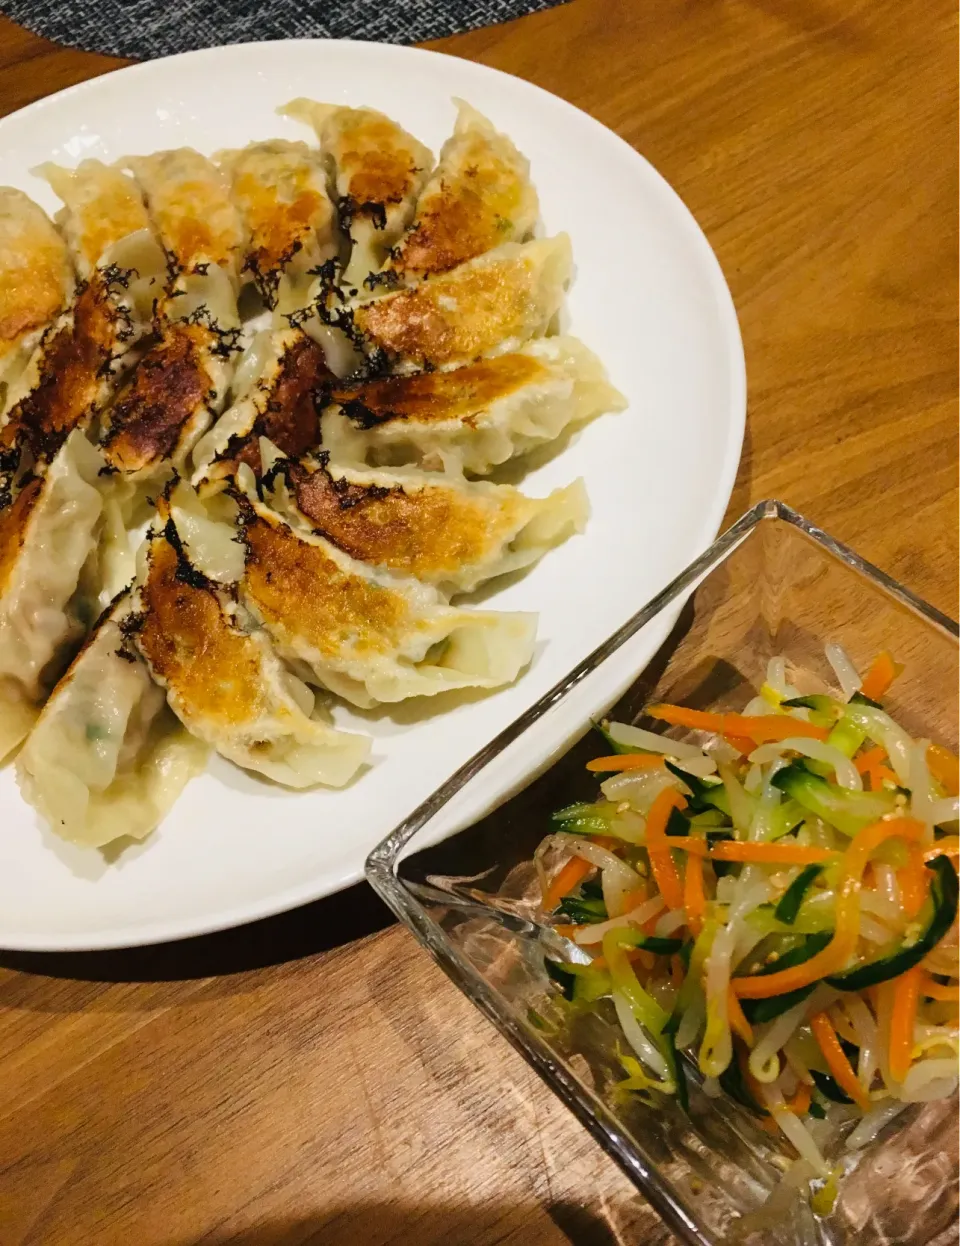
[[366, 500, 959, 1246]]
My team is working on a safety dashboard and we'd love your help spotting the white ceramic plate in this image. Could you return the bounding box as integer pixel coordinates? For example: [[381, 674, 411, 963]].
[[0, 39, 745, 950]]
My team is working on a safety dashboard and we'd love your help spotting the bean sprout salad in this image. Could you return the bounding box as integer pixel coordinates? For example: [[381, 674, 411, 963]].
[[539, 648, 959, 1211]]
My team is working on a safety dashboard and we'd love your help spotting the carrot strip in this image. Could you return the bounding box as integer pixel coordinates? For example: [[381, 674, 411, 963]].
[[919, 973, 960, 1002], [855, 746, 887, 776], [889, 965, 922, 1083], [868, 764, 899, 790], [552, 923, 581, 940], [898, 843, 929, 920], [711, 841, 837, 866], [727, 735, 758, 756], [591, 834, 621, 852], [645, 788, 687, 910], [646, 704, 829, 743], [683, 851, 706, 936], [621, 888, 648, 913], [784, 1081, 812, 1116], [860, 651, 902, 702], [928, 744, 960, 797], [727, 985, 754, 1046], [810, 1010, 871, 1109], [586, 753, 664, 773], [660, 835, 709, 857], [732, 817, 926, 999], [544, 856, 594, 912]]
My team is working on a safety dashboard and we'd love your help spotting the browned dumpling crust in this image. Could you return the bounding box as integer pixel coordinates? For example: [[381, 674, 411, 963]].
[[219, 140, 337, 310], [0, 275, 133, 506], [385, 101, 538, 282], [0, 189, 72, 383], [126, 148, 246, 280], [350, 236, 571, 372], [99, 319, 226, 476]]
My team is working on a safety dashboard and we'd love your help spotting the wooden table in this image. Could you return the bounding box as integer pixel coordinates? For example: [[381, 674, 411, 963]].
[[0, 3, 956, 1243]]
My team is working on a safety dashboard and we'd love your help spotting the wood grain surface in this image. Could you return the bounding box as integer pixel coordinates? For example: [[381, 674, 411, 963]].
[[0, 2, 957, 1243]]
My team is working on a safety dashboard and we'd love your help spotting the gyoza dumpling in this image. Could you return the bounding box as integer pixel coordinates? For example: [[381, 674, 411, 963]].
[[217, 140, 338, 315], [16, 591, 208, 847], [0, 188, 72, 402], [346, 236, 571, 374], [318, 335, 625, 475], [233, 485, 537, 709], [268, 453, 588, 595], [34, 160, 166, 317], [191, 328, 331, 491], [95, 154, 245, 492], [125, 148, 246, 287], [97, 314, 237, 483], [0, 164, 170, 505], [383, 100, 538, 283], [280, 100, 432, 289], [0, 430, 103, 760], [131, 499, 370, 788]]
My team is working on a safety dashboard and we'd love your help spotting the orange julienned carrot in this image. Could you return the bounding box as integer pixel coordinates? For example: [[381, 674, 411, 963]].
[[898, 843, 929, 920], [552, 923, 581, 940], [660, 835, 709, 857], [854, 745, 887, 776], [927, 743, 960, 797], [646, 704, 829, 743], [784, 1081, 812, 1116], [810, 1010, 871, 1109], [919, 973, 960, 1002], [727, 985, 754, 1046], [868, 764, 899, 791], [683, 850, 706, 936], [859, 651, 902, 702], [645, 787, 687, 910], [543, 856, 594, 912], [586, 753, 665, 773], [711, 841, 837, 866], [732, 817, 926, 999], [889, 965, 923, 1083]]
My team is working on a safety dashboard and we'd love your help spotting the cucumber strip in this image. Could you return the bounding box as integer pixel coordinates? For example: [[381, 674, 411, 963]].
[[772, 761, 895, 835], [775, 864, 825, 925], [608, 927, 684, 956], [544, 958, 613, 1004], [664, 760, 731, 815], [827, 857, 958, 991], [665, 807, 691, 837], [593, 720, 636, 755], [557, 894, 608, 923]]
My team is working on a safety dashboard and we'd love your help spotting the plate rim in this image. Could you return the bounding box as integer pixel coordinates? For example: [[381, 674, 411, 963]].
[[0, 38, 746, 950]]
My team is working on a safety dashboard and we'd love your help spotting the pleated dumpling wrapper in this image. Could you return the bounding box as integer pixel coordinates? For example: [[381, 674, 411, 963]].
[[218, 139, 338, 317], [344, 235, 571, 374], [34, 159, 166, 317], [16, 591, 209, 848], [280, 99, 433, 289], [129, 490, 370, 789], [0, 430, 104, 760], [267, 453, 588, 596], [319, 335, 625, 476], [0, 188, 72, 401], [231, 473, 537, 710], [383, 99, 539, 283]]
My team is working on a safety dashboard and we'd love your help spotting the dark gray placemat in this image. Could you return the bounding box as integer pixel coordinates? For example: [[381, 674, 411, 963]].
[[3, 0, 568, 60]]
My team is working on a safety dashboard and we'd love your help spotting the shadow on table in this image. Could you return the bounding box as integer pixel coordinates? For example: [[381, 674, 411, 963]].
[[0, 880, 395, 983], [160, 1197, 678, 1245]]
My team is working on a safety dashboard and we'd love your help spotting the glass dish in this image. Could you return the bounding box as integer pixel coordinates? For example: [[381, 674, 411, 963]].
[[366, 500, 959, 1245]]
